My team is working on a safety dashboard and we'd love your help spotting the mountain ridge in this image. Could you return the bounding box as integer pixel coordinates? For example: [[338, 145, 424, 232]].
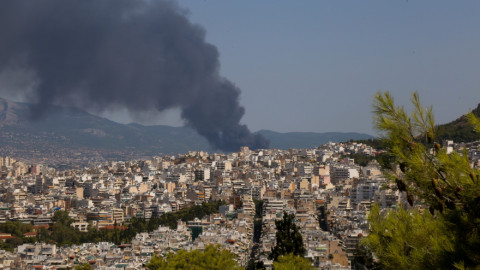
[[436, 103, 480, 143], [0, 98, 374, 165], [356, 103, 480, 149]]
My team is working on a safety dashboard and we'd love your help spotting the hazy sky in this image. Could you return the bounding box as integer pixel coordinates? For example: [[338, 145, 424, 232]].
[[142, 0, 477, 136], [4, 1, 480, 136]]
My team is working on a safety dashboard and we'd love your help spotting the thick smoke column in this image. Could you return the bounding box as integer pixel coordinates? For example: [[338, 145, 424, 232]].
[[0, 0, 269, 151]]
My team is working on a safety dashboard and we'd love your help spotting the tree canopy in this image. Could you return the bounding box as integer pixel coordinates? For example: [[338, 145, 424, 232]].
[[436, 102, 480, 143], [74, 263, 94, 270], [273, 253, 313, 270], [146, 244, 242, 270], [363, 92, 480, 269], [52, 210, 74, 226], [270, 212, 306, 262]]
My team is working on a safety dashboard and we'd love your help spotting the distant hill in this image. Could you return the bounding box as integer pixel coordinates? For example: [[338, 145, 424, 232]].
[[436, 103, 480, 143], [356, 103, 480, 149], [0, 98, 211, 153], [0, 98, 212, 164], [256, 130, 373, 149], [0, 98, 373, 164]]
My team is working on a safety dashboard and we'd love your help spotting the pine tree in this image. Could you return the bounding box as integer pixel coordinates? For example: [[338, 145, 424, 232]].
[[363, 92, 480, 269], [146, 244, 242, 270], [273, 253, 313, 270], [270, 212, 306, 261]]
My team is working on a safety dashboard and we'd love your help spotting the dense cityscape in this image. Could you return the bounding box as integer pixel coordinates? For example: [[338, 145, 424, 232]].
[[0, 139, 478, 269], [0, 1, 479, 269]]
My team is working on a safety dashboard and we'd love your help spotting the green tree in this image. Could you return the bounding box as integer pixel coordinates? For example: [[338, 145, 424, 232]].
[[317, 205, 329, 231], [146, 244, 242, 270], [273, 253, 313, 270], [146, 254, 165, 270], [346, 153, 376, 167], [52, 210, 73, 226], [74, 263, 93, 270], [270, 212, 306, 261], [352, 243, 382, 270], [273, 253, 314, 270], [51, 221, 79, 245], [363, 92, 480, 269]]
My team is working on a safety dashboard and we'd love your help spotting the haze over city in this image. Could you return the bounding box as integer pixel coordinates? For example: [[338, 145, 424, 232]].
[[99, 0, 480, 134], [1, 1, 479, 138]]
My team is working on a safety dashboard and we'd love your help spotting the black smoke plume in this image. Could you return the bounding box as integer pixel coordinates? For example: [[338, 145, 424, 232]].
[[0, 0, 269, 151]]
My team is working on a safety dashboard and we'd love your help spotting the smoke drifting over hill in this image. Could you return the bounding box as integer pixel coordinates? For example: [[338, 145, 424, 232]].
[[0, 0, 269, 151]]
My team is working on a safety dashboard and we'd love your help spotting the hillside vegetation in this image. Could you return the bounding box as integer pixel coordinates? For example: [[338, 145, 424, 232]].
[[436, 103, 480, 143]]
